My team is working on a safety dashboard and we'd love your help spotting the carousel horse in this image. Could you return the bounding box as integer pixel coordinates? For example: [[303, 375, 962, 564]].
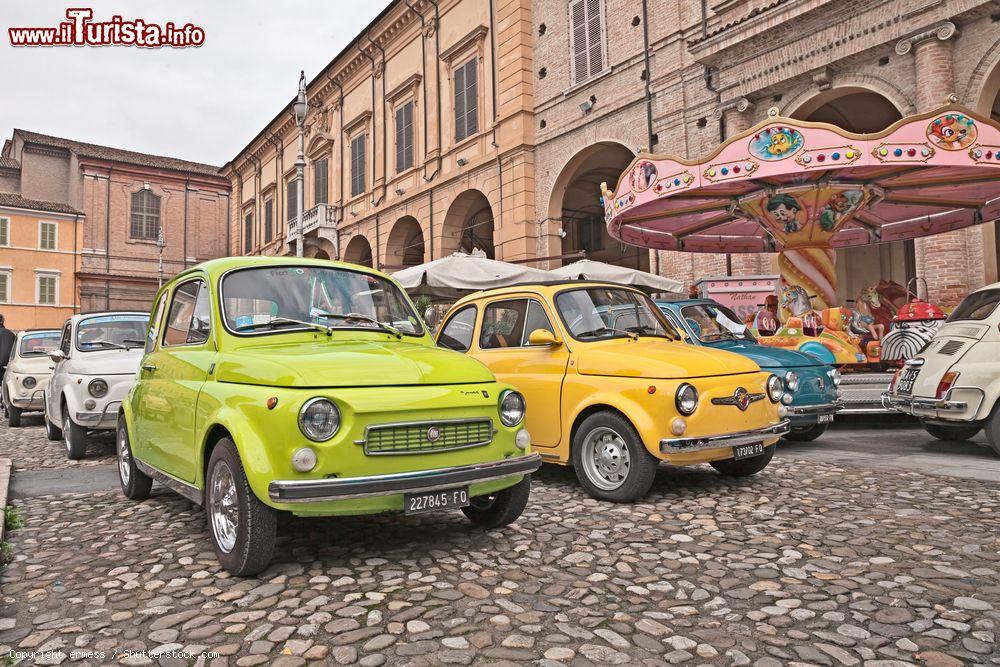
[[780, 285, 823, 336], [847, 286, 886, 341]]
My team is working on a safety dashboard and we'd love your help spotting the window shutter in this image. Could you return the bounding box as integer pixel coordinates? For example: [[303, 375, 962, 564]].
[[465, 60, 478, 136], [571, 0, 588, 84], [314, 159, 328, 205], [586, 0, 603, 78], [244, 212, 253, 252], [454, 64, 467, 141], [395, 106, 405, 173], [570, 0, 603, 83], [0, 219, 7, 246], [287, 178, 298, 222], [264, 200, 273, 244], [351, 134, 366, 197]]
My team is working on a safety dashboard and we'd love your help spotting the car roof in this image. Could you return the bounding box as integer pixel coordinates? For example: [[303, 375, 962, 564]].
[[450, 281, 645, 308], [656, 298, 716, 308], [168, 255, 390, 284], [71, 311, 150, 323]]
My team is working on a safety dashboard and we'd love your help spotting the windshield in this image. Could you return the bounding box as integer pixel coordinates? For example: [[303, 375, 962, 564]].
[[19, 331, 60, 356], [680, 303, 754, 342], [947, 288, 1000, 322], [221, 265, 423, 337], [555, 287, 680, 341], [76, 315, 150, 351]]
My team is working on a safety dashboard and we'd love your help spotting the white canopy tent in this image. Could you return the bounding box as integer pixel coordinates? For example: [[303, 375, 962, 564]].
[[548, 259, 683, 294], [392, 251, 558, 301]]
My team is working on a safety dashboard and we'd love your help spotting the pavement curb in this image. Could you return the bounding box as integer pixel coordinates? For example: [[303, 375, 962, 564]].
[[0, 457, 10, 543]]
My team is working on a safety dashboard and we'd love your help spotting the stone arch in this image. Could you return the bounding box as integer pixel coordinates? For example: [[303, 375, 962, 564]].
[[441, 189, 495, 259], [546, 141, 647, 269], [786, 86, 905, 133], [343, 235, 373, 268], [384, 216, 425, 270], [303, 236, 336, 261]]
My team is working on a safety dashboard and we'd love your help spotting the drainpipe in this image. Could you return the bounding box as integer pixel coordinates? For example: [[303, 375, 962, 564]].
[[105, 167, 111, 309], [404, 0, 429, 165], [428, 189, 434, 260], [225, 191, 230, 258], [424, 0, 442, 182], [325, 73, 345, 259], [641, 0, 654, 151], [363, 31, 387, 207], [375, 212, 381, 269], [183, 176, 189, 270]]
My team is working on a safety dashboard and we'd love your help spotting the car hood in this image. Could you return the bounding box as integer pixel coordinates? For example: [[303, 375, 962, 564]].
[[575, 338, 759, 379], [702, 339, 827, 371], [68, 349, 144, 375], [216, 338, 495, 388], [8, 355, 55, 374]]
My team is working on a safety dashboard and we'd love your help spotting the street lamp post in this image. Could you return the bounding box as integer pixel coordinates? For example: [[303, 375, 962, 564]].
[[293, 70, 308, 258], [156, 226, 165, 287]]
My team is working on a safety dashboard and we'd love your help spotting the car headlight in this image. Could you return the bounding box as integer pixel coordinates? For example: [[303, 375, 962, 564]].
[[499, 390, 526, 427], [298, 398, 341, 441], [784, 371, 799, 393], [767, 375, 783, 403], [22, 376, 37, 389], [675, 383, 698, 415], [88, 378, 108, 398], [828, 368, 842, 386]]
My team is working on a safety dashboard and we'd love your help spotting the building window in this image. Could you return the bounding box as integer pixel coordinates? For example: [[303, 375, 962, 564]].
[[314, 159, 329, 205], [395, 101, 414, 173], [287, 178, 299, 222], [454, 58, 479, 142], [569, 0, 605, 84], [130, 189, 161, 240], [243, 210, 253, 253], [0, 271, 9, 303], [38, 221, 57, 250], [264, 199, 273, 244], [351, 133, 367, 198], [36, 273, 58, 305], [0, 218, 9, 246]]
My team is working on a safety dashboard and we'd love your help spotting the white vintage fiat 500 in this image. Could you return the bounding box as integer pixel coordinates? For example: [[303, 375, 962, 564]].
[[2, 329, 61, 426], [883, 283, 1000, 455], [44, 312, 149, 459]]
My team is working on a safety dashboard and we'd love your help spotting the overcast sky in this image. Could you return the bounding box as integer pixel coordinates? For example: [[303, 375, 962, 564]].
[[0, 1, 392, 166]]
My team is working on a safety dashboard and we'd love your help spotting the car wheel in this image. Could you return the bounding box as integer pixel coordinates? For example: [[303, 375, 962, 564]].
[[462, 476, 531, 529], [117, 416, 152, 500], [711, 444, 775, 477], [572, 411, 658, 502], [921, 421, 981, 442], [986, 405, 1000, 457], [63, 410, 88, 460], [44, 411, 63, 441], [207, 438, 276, 577], [783, 422, 828, 442], [6, 403, 21, 427]]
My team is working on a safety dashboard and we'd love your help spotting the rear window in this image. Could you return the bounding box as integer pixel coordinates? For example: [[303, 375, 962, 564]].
[[19, 331, 60, 356], [947, 289, 1000, 322]]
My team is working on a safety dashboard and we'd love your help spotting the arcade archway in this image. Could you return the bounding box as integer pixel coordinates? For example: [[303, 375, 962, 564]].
[[441, 190, 495, 258], [343, 235, 373, 268], [384, 217, 425, 270], [549, 142, 648, 270]]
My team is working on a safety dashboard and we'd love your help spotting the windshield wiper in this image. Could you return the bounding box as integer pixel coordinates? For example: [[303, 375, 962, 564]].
[[235, 317, 332, 335], [313, 312, 402, 339], [575, 326, 638, 341], [81, 339, 128, 350]]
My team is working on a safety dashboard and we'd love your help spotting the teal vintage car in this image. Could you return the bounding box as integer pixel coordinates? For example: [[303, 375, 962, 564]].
[[658, 299, 841, 441], [118, 257, 539, 576]]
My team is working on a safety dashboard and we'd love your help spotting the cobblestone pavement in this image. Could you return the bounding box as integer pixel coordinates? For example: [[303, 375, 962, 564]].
[[0, 420, 115, 472], [2, 458, 998, 666]]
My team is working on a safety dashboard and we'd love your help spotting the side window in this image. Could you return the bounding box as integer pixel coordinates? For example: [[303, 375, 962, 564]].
[[522, 299, 555, 345], [480, 299, 529, 350], [163, 280, 209, 347], [145, 292, 168, 354], [59, 323, 72, 356], [438, 305, 477, 352]]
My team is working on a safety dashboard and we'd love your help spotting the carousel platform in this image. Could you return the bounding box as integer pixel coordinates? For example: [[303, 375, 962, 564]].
[[837, 372, 896, 414]]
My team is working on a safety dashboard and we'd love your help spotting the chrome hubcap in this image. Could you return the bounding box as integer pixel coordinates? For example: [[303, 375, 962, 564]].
[[118, 428, 131, 486], [210, 461, 239, 554], [63, 414, 71, 452], [582, 427, 631, 491]]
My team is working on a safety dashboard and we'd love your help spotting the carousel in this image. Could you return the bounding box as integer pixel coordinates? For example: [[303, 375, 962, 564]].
[[602, 99, 1000, 412]]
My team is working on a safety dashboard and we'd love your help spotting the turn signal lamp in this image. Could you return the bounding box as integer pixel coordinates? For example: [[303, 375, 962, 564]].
[[935, 372, 959, 400]]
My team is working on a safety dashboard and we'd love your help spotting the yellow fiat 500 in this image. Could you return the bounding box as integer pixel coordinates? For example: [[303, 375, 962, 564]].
[[436, 282, 789, 501]]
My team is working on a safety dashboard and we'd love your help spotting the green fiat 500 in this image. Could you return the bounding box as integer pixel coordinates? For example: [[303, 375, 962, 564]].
[[118, 257, 539, 576]]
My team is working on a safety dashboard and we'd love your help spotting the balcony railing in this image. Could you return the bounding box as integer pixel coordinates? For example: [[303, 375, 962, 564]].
[[288, 203, 339, 236]]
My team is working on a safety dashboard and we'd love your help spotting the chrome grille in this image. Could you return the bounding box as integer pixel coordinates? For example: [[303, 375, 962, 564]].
[[358, 419, 495, 455], [937, 340, 965, 356]]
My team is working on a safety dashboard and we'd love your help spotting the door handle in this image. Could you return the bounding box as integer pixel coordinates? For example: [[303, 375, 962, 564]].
[[142, 363, 157, 372]]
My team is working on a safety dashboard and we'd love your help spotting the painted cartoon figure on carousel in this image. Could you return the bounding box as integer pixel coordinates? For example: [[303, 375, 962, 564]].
[[880, 279, 947, 364], [766, 194, 803, 234]]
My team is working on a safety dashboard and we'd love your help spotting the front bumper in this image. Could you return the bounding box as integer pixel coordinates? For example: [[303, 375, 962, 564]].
[[781, 401, 842, 417], [269, 453, 542, 503], [9, 389, 45, 410], [881, 391, 980, 420], [75, 401, 122, 430], [660, 420, 790, 455]]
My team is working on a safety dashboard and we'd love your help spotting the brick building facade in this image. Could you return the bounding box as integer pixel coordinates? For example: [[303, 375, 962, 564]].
[[531, 0, 1000, 306], [224, 0, 537, 272], [0, 130, 231, 316]]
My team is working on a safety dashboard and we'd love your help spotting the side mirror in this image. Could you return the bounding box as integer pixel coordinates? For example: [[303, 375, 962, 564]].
[[527, 328, 561, 347], [423, 306, 439, 330], [49, 350, 66, 363]]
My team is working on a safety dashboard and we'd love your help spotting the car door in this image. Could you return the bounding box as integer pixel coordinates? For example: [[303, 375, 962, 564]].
[[46, 321, 73, 418], [471, 297, 569, 449], [130, 291, 168, 460], [136, 279, 214, 482]]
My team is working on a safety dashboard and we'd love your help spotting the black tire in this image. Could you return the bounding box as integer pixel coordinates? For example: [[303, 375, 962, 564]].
[[44, 411, 63, 441], [206, 438, 276, 577], [986, 406, 1000, 457], [7, 403, 21, 427], [711, 444, 775, 477], [116, 416, 152, 500], [63, 410, 88, 460], [571, 411, 659, 502], [783, 422, 828, 442], [462, 476, 531, 528], [921, 421, 981, 442]]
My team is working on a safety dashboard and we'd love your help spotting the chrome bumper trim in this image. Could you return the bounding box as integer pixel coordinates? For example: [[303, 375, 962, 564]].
[[268, 453, 542, 503], [75, 401, 121, 428], [881, 392, 968, 416], [783, 401, 842, 417], [10, 389, 45, 409], [660, 420, 790, 455]]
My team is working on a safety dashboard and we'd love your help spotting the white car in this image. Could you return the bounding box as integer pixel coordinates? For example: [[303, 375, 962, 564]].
[[44, 312, 149, 459], [883, 282, 1000, 456], [2, 329, 61, 426]]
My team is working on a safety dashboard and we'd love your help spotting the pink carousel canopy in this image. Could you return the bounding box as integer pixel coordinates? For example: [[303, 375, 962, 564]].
[[603, 103, 1000, 255]]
